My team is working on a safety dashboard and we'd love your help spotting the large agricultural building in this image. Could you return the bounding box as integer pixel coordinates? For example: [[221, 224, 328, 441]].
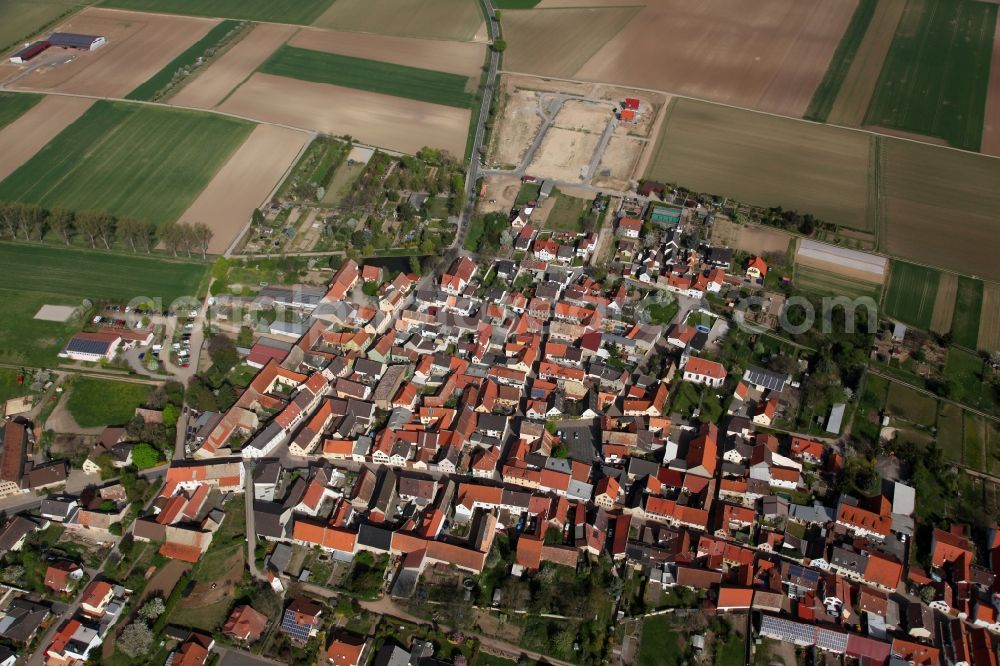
[[9, 32, 106, 64]]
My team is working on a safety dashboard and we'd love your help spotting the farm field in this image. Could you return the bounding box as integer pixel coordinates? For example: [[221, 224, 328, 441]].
[[289, 27, 486, 78], [864, 0, 997, 150], [793, 264, 880, 300], [929, 273, 958, 335], [0, 96, 93, 183], [979, 282, 1000, 352], [805, 0, 879, 122], [886, 381, 938, 428], [126, 19, 243, 101], [946, 347, 999, 416], [983, 11, 1000, 156], [0, 93, 41, 131], [0, 100, 253, 227], [503, 6, 641, 79], [882, 261, 939, 329], [573, 0, 858, 118], [0, 243, 207, 366], [259, 45, 473, 108], [311, 0, 484, 42], [936, 402, 965, 464], [645, 99, 872, 231], [169, 22, 296, 109], [66, 377, 152, 428], [989, 420, 1000, 476], [711, 218, 793, 258], [179, 125, 310, 254], [100, 0, 334, 23], [965, 411, 987, 472], [0, 0, 82, 53], [879, 138, 1000, 281], [951, 277, 984, 349], [826, 0, 908, 127], [218, 74, 470, 156], [9, 8, 219, 99]]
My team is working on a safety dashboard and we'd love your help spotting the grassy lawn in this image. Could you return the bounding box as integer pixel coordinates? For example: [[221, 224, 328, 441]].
[[950, 276, 983, 349], [100, 0, 334, 23], [964, 411, 985, 472], [0, 368, 31, 406], [0, 92, 42, 131], [126, 20, 243, 101], [645, 301, 679, 326], [864, 0, 996, 150], [671, 380, 723, 423], [937, 402, 965, 464], [544, 190, 593, 232], [883, 260, 939, 329], [886, 381, 937, 428], [945, 347, 998, 415], [638, 616, 681, 666], [804, 0, 879, 122], [260, 45, 473, 108], [515, 182, 542, 205], [192, 494, 246, 582], [65, 377, 152, 428], [988, 420, 1000, 477], [0, 100, 253, 226], [715, 633, 746, 666], [174, 596, 233, 632]]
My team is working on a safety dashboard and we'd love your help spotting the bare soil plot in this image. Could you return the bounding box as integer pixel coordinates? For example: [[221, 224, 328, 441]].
[[979, 282, 1000, 351], [218, 73, 470, 156], [712, 217, 794, 258], [593, 135, 643, 190], [312, 0, 485, 42], [9, 8, 218, 98], [930, 272, 959, 335], [0, 95, 93, 183], [527, 127, 600, 182], [646, 99, 873, 231], [503, 6, 641, 79], [828, 0, 907, 126], [179, 124, 310, 253], [488, 88, 544, 168], [982, 12, 1000, 156], [572, 0, 857, 118], [552, 99, 615, 133], [290, 27, 486, 77], [480, 175, 522, 215], [170, 22, 297, 109], [881, 138, 1000, 281]]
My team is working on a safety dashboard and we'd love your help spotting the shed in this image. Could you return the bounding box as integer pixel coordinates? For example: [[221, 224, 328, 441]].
[[826, 403, 846, 434]]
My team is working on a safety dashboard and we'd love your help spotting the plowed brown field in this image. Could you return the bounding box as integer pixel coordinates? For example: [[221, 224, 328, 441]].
[[981, 12, 1000, 155], [0, 95, 93, 182]]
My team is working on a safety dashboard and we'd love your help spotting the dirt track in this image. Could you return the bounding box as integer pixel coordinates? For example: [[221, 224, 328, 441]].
[[0, 95, 93, 182], [217, 73, 470, 156], [9, 8, 218, 98], [170, 22, 297, 109], [179, 124, 310, 253], [289, 27, 487, 77]]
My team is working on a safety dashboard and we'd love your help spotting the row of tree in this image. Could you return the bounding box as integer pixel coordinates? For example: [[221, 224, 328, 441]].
[[0, 202, 213, 258]]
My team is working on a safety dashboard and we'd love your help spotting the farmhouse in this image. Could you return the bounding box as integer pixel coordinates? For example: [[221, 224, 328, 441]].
[[8, 33, 106, 64], [682, 356, 727, 388]]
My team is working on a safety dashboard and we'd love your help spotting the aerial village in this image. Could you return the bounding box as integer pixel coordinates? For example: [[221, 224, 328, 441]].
[[0, 179, 993, 666]]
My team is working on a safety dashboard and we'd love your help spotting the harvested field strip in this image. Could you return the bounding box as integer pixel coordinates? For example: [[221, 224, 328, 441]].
[[502, 6, 642, 79], [0, 93, 42, 131], [805, 0, 878, 122], [793, 264, 881, 300], [311, 0, 484, 42], [937, 402, 965, 463], [883, 260, 939, 329], [886, 381, 938, 428], [864, 0, 997, 150], [126, 19, 243, 101], [260, 45, 473, 108], [979, 282, 1000, 352], [827, 0, 908, 126], [100, 0, 334, 23], [929, 272, 958, 335], [645, 99, 872, 231], [880, 137, 1000, 281], [0, 96, 93, 184], [951, 277, 984, 349], [983, 12, 1000, 156], [169, 22, 296, 110], [965, 411, 986, 472], [0, 101, 253, 226]]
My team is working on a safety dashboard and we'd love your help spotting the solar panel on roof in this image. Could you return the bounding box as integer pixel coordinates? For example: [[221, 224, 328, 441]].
[[280, 611, 312, 642], [65, 338, 111, 354], [816, 628, 848, 653]]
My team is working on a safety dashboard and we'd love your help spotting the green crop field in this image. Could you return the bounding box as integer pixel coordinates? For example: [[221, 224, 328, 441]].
[[0, 243, 207, 367], [886, 381, 937, 428], [0, 101, 252, 226], [0, 93, 42, 131], [310, 0, 484, 42], [864, 0, 997, 150], [494, 0, 541, 7], [964, 411, 986, 472], [126, 20, 242, 101], [951, 276, 984, 349], [936, 402, 965, 463], [260, 45, 473, 108], [100, 0, 334, 24], [883, 260, 939, 329], [0, 0, 82, 54], [794, 264, 881, 300], [804, 0, 879, 122], [66, 377, 152, 428]]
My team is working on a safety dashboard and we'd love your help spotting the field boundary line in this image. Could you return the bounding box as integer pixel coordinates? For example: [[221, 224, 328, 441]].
[[868, 366, 1000, 424]]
